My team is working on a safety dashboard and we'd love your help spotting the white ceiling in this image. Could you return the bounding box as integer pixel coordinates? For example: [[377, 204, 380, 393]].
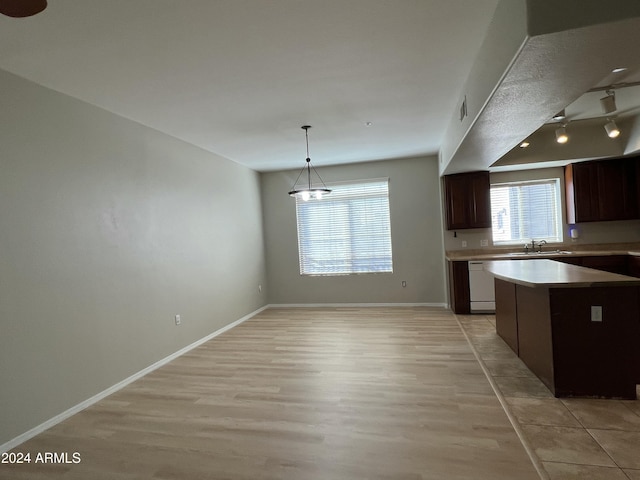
[[0, 0, 501, 172]]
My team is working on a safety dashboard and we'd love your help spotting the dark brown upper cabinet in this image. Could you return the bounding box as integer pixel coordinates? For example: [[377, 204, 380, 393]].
[[565, 157, 638, 224], [444, 171, 491, 230]]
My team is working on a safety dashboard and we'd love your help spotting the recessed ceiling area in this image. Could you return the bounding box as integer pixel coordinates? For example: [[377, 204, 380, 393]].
[[492, 67, 640, 171]]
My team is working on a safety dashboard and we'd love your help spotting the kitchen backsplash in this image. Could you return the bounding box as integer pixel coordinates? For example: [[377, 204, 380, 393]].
[[443, 219, 640, 252]]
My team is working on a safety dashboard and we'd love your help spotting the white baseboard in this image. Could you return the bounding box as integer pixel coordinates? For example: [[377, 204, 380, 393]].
[[0, 305, 268, 454], [268, 302, 448, 308]]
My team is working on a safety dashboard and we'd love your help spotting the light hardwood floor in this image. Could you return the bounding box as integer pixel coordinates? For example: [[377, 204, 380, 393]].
[[1, 307, 542, 480]]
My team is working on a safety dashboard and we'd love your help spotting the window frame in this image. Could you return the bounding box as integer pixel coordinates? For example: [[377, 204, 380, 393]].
[[490, 177, 564, 246], [294, 178, 394, 276]]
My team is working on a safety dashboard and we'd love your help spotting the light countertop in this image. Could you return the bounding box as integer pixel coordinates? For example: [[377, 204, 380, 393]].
[[445, 242, 640, 261], [483, 259, 640, 288]]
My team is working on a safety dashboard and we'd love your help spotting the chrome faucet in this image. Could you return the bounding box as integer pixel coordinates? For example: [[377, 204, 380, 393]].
[[537, 239, 547, 252], [524, 239, 547, 253]]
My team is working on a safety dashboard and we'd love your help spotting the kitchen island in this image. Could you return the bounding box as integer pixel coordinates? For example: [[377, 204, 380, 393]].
[[484, 259, 640, 399]]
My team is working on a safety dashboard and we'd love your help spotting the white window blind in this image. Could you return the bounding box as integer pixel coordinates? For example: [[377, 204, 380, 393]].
[[490, 179, 563, 245], [295, 179, 393, 275]]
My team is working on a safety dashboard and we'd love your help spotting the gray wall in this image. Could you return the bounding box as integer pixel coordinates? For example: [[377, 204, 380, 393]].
[[261, 156, 446, 305], [0, 70, 267, 446]]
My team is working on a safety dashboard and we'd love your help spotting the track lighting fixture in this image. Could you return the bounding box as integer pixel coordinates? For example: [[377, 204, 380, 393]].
[[555, 125, 568, 144], [552, 109, 566, 121], [605, 119, 620, 138], [288, 126, 331, 201], [600, 90, 617, 115]]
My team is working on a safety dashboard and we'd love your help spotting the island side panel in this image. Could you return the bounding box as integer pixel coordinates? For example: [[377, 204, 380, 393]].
[[495, 278, 518, 355], [515, 284, 555, 395], [549, 286, 639, 399]]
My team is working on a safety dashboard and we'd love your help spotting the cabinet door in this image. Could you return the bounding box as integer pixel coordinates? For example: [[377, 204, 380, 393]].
[[581, 255, 629, 275], [554, 256, 583, 266], [566, 162, 599, 223], [448, 261, 470, 314], [628, 256, 640, 278], [444, 171, 491, 230], [566, 158, 639, 223], [597, 159, 638, 221], [444, 175, 471, 230], [468, 172, 492, 228]]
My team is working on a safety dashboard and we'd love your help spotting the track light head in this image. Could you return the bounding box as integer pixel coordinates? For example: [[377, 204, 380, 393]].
[[600, 90, 617, 114], [605, 119, 620, 138], [555, 126, 568, 144]]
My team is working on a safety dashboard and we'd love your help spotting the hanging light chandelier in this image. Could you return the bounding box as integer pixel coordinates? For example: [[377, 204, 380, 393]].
[[288, 125, 331, 201]]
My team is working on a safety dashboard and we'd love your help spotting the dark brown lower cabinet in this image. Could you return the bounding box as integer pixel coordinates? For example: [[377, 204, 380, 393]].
[[448, 261, 470, 314], [581, 255, 629, 275], [630, 256, 640, 278]]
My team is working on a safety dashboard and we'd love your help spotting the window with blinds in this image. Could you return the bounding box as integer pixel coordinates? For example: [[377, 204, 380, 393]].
[[490, 178, 563, 245], [294, 179, 393, 275]]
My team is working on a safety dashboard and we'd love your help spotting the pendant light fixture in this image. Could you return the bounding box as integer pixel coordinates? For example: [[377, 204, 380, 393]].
[[288, 126, 331, 201]]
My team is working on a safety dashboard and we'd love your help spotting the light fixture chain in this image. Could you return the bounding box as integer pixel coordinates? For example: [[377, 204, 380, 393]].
[[309, 162, 330, 190]]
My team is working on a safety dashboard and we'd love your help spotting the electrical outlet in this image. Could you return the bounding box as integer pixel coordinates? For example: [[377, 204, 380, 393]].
[[480, 239, 489, 247], [402, 281, 407, 288], [461, 240, 467, 248], [175, 314, 181, 326], [258, 284, 262, 293], [591, 306, 602, 322]]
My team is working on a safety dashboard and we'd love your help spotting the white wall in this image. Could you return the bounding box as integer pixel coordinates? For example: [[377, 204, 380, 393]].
[[261, 156, 446, 305], [0, 69, 267, 446]]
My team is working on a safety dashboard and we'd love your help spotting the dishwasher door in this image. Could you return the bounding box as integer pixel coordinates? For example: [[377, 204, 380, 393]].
[[468, 261, 495, 312]]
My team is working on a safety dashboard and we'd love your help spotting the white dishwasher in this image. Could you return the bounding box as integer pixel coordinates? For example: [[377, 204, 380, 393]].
[[468, 261, 496, 312]]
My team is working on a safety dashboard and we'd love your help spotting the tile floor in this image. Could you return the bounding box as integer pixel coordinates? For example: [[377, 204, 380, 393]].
[[457, 314, 640, 480]]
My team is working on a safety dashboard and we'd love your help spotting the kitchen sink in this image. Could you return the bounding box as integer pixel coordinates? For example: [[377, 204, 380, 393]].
[[505, 250, 573, 256]]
